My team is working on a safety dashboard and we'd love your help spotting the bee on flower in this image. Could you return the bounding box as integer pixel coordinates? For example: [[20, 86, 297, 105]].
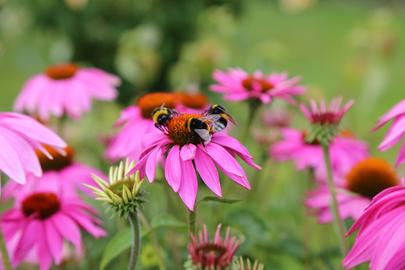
[[129, 104, 260, 210]]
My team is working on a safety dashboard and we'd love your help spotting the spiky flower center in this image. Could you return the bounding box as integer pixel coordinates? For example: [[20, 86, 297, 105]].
[[45, 64, 78, 80], [137, 92, 177, 118], [167, 113, 206, 146], [174, 92, 208, 109], [242, 76, 273, 93], [347, 157, 399, 199], [36, 146, 74, 172], [22, 192, 61, 220], [194, 243, 230, 268], [109, 180, 137, 196]]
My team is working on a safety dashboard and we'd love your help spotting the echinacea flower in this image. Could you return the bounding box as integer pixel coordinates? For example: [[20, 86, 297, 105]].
[[0, 112, 66, 183], [14, 63, 120, 120], [343, 184, 405, 270], [105, 92, 208, 162], [0, 189, 105, 270], [300, 98, 354, 145], [306, 157, 399, 223], [185, 224, 240, 270], [86, 160, 144, 269], [2, 145, 104, 200], [211, 68, 305, 104], [86, 159, 144, 218], [270, 128, 368, 179], [130, 110, 260, 210], [372, 100, 405, 166]]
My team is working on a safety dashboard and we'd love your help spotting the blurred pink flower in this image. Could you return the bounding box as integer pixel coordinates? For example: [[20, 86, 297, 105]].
[[0, 190, 105, 270], [306, 157, 399, 224], [0, 112, 66, 184], [211, 68, 305, 104], [129, 112, 260, 210], [269, 128, 368, 179], [105, 92, 208, 162], [306, 186, 370, 223], [14, 64, 120, 120], [300, 97, 354, 126], [373, 100, 405, 166], [344, 185, 405, 270], [2, 146, 104, 200], [188, 224, 240, 269]]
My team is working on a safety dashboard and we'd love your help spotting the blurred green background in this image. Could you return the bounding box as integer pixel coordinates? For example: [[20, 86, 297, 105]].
[[1, 0, 404, 269]]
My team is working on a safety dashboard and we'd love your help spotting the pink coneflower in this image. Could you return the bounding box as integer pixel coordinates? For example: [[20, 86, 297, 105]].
[[306, 157, 399, 223], [14, 63, 120, 120], [187, 224, 240, 270], [130, 111, 260, 210], [211, 68, 305, 104], [300, 98, 354, 126], [2, 145, 104, 199], [373, 100, 405, 166], [343, 184, 405, 270], [0, 189, 105, 270], [105, 92, 209, 162], [0, 112, 66, 184], [270, 128, 368, 179]]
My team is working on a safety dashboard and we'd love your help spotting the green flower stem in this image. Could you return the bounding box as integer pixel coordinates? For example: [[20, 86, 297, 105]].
[[0, 173, 12, 270], [321, 144, 347, 256], [188, 209, 196, 236], [127, 212, 141, 270], [139, 212, 166, 270], [241, 100, 260, 143], [0, 232, 12, 270]]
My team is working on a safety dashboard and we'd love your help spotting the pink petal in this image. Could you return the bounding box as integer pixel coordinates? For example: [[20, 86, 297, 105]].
[[195, 147, 221, 197], [180, 144, 196, 161], [52, 213, 82, 251], [45, 220, 63, 264], [178, 160, 198, 211], [65, 208, 106, 237], [145, 147, 162, 183], [13, 220, 40, 264], [205, 143, 244, 177], [165, 145, 182, 192], [373, 100, 405, 130]]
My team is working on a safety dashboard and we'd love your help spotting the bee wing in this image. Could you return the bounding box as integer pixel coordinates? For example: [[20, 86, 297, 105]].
[[194, 129, 212, 144], [200, 114, 221, 122]]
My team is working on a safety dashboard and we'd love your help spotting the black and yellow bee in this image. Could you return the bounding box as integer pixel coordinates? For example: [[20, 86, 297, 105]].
[[152, 106, 176, 131], [205, 104, 235, 132], [186, 117, 212, 143], [186, 104, 235, 144]]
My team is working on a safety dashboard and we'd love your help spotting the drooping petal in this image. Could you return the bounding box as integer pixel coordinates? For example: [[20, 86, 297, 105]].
[[165, 145, 182, 192], [178, 160, 198, 211], [194, 146, 221, 197], [45, 220, 63, 264]]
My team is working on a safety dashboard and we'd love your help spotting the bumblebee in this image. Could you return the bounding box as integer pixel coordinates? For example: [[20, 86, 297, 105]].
[[205, 104, 235, 132], [186, 117, 212, 144], [152, 106, 175, 131]]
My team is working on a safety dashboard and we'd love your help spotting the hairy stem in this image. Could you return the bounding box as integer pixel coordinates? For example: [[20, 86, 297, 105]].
[[322, 144, 347, 256], [139, 212, 166, 270], [127, 212, 141, 270]]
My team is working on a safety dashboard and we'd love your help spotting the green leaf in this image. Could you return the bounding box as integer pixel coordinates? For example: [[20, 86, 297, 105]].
[[100, 227, 132, 270], [199, 196, 241, 205]]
